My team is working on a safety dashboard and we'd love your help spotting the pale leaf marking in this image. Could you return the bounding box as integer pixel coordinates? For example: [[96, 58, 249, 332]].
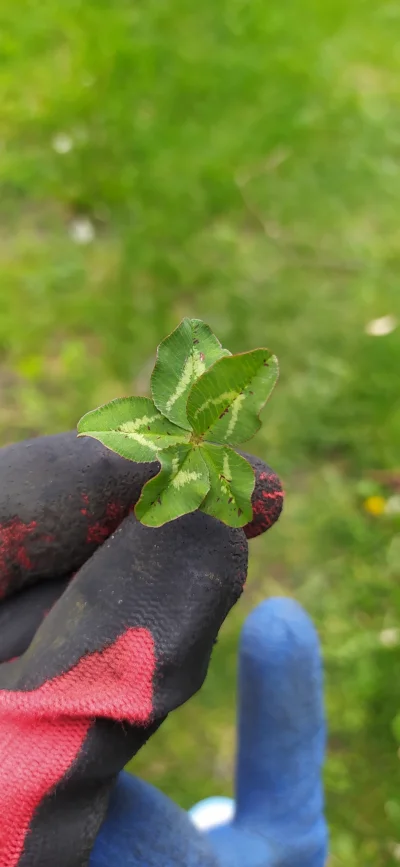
[[193, 391, 237, 418], [226, 393, 246, 439], [222, 453, 231, 479], [220, 452, 231, 495], [119, 416, 162, 452], [119, 431, 159, 451], [172, 470, 202, 489], [166, 353, 206, 412], [120, 415, 159, 432]]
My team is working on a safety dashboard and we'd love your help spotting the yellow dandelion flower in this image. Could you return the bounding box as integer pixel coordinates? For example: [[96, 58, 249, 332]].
[[364, 495, 386, 516]]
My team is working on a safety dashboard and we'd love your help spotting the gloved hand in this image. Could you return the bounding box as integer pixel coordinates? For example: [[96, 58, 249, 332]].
[[93, 598, 328, 867], [0, 431, 283, 867]]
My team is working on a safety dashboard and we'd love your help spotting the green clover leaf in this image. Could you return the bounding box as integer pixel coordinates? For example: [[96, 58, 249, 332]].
[[199, 444, 255, 527], [77, 319, 279, 528], [186, 349, 279, 445], [135, 444, 210, 527], [151, 318, 230, 429], [77, 396, 190, 462]]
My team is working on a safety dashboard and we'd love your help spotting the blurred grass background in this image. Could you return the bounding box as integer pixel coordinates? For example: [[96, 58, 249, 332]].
[[1, 0, 400, 862]]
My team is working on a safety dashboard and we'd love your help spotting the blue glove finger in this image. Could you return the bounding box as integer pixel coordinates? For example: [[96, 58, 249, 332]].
[[237, 598, 326, 828], [205, 597, 328, 866], [91, 771, 219, 867]]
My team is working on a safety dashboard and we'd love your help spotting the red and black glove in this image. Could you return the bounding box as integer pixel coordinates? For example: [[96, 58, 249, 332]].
[[0, 432, 283, 867]]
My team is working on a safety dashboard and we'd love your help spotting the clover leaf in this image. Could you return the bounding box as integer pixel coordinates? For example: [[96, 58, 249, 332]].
[[77, 396, 190, 462], [199, 444, 255, 527], [77, 318, 278, 528], [151, 318, 231, 429], [186, 348, 278, 445], [135, 444, 209, 527]]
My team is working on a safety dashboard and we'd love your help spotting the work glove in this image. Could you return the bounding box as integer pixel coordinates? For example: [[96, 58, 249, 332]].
[[0, 431, 283, 867], [93, 597, 327, 867]]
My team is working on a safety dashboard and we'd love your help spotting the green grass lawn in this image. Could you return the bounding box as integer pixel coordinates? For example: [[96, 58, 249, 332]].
[[1, 0, 400, 862]]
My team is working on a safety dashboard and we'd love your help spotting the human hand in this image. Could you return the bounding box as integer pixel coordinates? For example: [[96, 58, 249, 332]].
[[0, 431, 283, 867]]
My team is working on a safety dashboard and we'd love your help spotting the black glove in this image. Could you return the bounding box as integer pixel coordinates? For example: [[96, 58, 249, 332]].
[[0, 431, 283, 867]]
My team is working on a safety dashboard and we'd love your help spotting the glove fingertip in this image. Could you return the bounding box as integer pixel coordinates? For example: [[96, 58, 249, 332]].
[[240, 454, 284, 539]]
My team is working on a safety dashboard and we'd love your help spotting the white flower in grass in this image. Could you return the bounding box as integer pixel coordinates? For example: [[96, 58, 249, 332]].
[[385, 496, 400, 515], [52, 133, 73, 154], [379, 627, 399, 648], [69, 217, 95, 245], [365, 314, 397, 336]]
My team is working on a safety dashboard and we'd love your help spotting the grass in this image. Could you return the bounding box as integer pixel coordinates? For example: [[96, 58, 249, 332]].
[[1, 0, 400, 862]]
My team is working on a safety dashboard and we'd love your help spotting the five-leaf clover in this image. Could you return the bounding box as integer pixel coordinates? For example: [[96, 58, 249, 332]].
[[77, 319, 278, 528]]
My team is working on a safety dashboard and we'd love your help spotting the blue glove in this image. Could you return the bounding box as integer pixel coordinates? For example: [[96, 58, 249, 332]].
[[92, 597, 328, 866]]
